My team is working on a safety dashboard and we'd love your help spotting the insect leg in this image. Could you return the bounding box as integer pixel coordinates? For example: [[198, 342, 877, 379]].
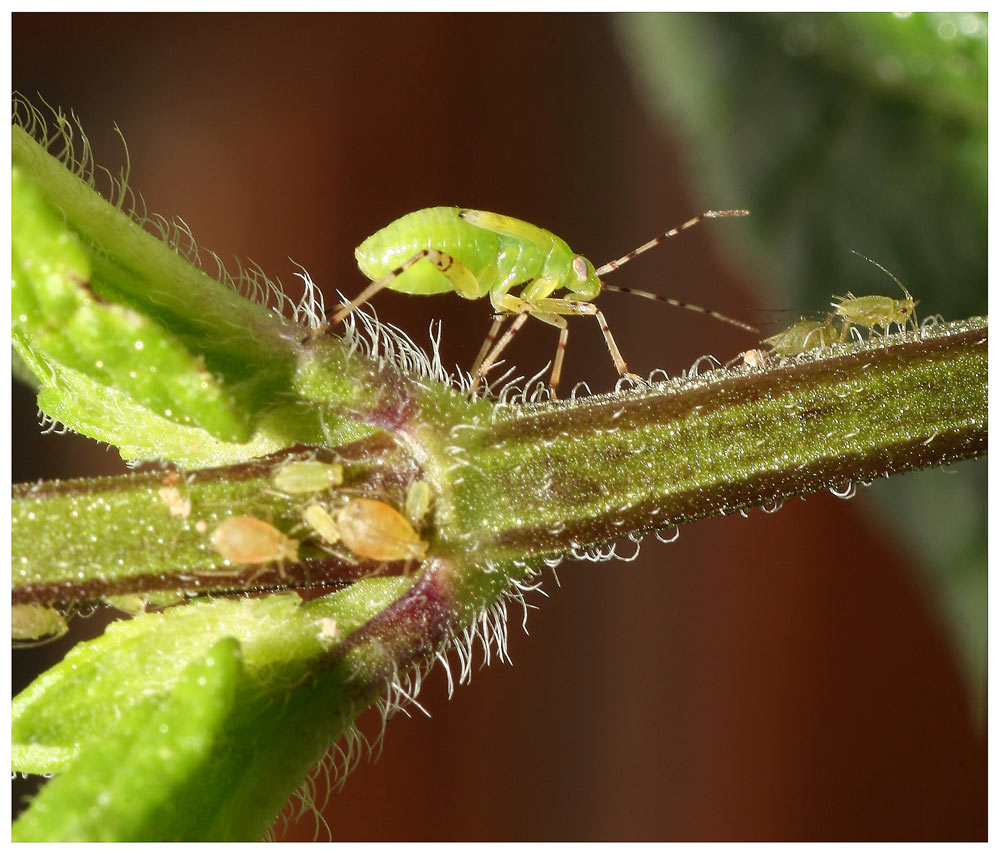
[[469, 304, 533, 395], [530, 311, 570, 398], [306, 249, 432, 340], [307, 248, 479, 339], [533, 297, 643, 386], [549, 320, 569, 397], [471, 316, 506, 378]]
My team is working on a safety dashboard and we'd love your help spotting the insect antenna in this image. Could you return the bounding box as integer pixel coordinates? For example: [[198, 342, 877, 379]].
[[595, 209, 756, 333], [594, 209, 749, 276], [601, 283, 757, 332], [848, 249, 914, 301]]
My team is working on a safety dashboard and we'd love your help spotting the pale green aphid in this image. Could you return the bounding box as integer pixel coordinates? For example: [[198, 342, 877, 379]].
[[833, 253, 919, 338], [302, 503, 341, 546], [762, 315, 843, 356], [311, 206, 756, 396], [271, 459, 344, 495], [404, 480, 432, 526]]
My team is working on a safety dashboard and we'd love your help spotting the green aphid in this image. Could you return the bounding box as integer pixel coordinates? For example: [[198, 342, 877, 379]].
[[302, 503, 341, 546], [271, 459, 344, 495], [404, 480, 432, 526], [833, 253, 919, 338], [309, 207, 756, 396], [762, 316, 842, 356]]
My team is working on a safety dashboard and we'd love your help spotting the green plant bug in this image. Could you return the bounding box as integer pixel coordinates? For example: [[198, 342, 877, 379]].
[[310, 207, 756, 397], [833, 252, 919, 339]]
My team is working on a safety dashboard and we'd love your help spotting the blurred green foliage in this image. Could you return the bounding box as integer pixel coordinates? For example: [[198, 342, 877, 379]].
[[617, 12, 986, 314], [616, 11, 987, 716]]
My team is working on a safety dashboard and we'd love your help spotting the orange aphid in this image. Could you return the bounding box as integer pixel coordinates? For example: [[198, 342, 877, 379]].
[[335, 498, 428, 562], [211, 516, 299, 564]]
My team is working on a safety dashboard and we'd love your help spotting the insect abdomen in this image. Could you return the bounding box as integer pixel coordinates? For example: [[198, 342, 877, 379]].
[[355, 207, 480, 295], [355, 207, 546, 298]]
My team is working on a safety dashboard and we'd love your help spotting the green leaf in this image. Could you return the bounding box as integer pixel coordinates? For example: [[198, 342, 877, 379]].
[[13, 637, 244, 842], [12, 584, 411, 777], [12, 123, 307, 449], [13, 164, 250, 442]]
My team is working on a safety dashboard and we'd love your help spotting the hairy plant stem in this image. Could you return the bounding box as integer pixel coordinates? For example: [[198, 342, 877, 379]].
[[14, 318, 987, 610]]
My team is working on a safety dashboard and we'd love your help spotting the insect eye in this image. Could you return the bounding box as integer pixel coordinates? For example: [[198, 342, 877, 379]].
[[572, 256, 589, 282]]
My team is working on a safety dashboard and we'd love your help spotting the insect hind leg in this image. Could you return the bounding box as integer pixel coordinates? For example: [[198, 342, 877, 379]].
[[471, 316, 506, 378], [306, 248, 479, 341], [469, 304, 532, 395]]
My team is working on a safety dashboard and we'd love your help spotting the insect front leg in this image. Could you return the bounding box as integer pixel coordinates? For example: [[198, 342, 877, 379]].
[[533, 297, 644, 389]]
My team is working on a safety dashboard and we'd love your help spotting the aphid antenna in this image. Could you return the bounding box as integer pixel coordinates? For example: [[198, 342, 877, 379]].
[[848, 249, 914, 301], [595, 210, 757, 333]]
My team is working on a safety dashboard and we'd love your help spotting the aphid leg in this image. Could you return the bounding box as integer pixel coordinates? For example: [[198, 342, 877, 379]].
[[307, 248, 479, 340], [469, 305, 533, 395]]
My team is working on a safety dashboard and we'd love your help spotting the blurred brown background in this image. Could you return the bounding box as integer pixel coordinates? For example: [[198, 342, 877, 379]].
[[12, 13, 985, 841]]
